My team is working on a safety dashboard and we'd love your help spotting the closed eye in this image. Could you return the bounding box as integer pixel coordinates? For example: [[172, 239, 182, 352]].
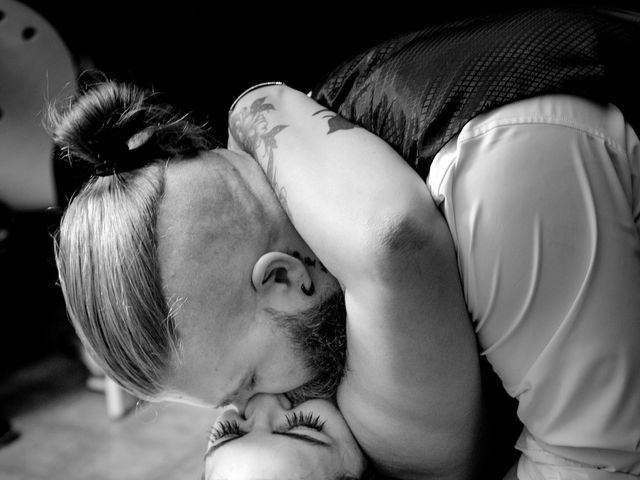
[[204, 410, 329, 461], [208, 420, 243, 443], [282, 411, 326, 431]]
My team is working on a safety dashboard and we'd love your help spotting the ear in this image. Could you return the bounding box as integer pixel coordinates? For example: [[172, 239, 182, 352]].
[[251, 252, 313, 294]]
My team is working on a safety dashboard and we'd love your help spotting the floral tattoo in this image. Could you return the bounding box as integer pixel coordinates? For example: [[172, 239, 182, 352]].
[[229, 96, 290, 213], [228, 99, 358, 217]]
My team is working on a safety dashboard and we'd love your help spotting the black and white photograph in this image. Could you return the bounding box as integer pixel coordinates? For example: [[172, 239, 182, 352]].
[[1, 1, 639, 479]]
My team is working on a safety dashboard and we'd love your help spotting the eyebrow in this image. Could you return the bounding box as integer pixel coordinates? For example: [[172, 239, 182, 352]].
[[204, 431, 331, 459]]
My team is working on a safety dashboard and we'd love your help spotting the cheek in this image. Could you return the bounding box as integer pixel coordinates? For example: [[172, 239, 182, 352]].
[[168, 325, 251, 404], [253, 329, 314, 392], [301, 402, 365, 473]]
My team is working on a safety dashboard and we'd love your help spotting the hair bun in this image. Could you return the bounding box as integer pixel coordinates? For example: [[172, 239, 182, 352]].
[[48, 80, 213, 178]]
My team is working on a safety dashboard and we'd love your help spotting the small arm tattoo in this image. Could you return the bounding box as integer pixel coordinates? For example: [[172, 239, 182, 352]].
[[229, 100, 357, 218], [312, 109, 357, 134]]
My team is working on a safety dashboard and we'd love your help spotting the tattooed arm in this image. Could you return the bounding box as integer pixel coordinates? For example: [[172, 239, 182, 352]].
[[228, 84, 439, 285], [228, 85, 483, 479]]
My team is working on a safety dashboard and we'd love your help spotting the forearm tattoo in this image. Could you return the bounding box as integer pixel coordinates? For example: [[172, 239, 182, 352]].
[[228, 98, 358, 217]]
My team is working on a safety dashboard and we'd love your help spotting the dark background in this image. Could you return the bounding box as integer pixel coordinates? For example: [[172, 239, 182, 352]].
[[19, 0, 640, 142], [2, 0, 639, 379]]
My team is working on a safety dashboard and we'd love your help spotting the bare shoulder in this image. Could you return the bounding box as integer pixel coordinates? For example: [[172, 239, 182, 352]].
[[336, 213, 484, 479]]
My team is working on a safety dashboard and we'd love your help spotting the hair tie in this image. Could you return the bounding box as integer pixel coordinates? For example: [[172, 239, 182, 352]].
[[93, 127, 156, 177]]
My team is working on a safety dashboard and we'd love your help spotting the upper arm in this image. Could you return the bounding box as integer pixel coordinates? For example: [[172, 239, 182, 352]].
[[228, 84, 440, 287], [335, 213, 483, 477], [229, 85, 484, 476]]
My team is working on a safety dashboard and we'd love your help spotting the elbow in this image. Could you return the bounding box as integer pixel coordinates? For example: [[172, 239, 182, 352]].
[[367, 213, 437, 279], [378, 215, 430, 257]]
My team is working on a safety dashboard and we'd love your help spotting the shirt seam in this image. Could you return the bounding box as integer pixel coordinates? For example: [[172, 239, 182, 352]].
[[458, 116, 627, 155]]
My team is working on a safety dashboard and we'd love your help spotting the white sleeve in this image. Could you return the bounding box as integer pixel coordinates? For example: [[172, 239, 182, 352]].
[[428, 95, 640, 476]]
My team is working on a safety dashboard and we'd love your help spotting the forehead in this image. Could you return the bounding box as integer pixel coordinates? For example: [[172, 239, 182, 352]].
[[206, 434, 336, 480]]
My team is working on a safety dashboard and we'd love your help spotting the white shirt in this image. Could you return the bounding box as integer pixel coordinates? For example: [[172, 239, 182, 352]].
[[427, 95, 640, 479]]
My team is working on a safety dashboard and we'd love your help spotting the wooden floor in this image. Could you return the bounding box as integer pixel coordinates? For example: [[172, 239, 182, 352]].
[[0, 353, 218, 480]]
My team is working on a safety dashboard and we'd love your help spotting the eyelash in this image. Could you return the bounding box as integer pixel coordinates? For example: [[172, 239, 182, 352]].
[[284, 411, 325, 431], [208, 411, 325, 443], [209, 420, 241, 442]]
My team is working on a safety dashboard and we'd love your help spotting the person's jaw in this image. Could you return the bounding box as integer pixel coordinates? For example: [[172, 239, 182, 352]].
[[276, 288, 349, 406]]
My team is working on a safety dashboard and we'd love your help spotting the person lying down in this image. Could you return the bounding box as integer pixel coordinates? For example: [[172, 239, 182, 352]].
[[204, 394, 366, 479]]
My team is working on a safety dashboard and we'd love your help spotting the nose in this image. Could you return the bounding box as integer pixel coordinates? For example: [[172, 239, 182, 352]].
[[242, 393, 292, 423]]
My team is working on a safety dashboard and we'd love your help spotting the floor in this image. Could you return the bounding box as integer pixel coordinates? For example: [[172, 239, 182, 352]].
[[0, 353, 219, 480]]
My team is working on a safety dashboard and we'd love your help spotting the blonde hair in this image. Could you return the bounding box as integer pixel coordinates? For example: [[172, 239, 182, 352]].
[[50, 80, 213, 399]]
